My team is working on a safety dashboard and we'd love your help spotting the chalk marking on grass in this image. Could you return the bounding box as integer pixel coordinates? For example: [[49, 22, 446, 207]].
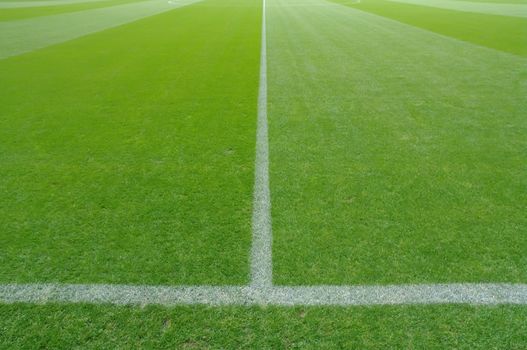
[[1, 284, 526, 306], [250, 0, 273, 288], [1, 0, 526, 309], [265, 284, 527, 306]]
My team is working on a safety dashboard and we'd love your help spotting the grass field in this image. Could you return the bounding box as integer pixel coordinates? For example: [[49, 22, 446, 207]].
[[0, 0, 146, 22], [1, 0, 526, 347], [332, 0, 527, 55], [1, 0, 260, 285], [270, 0, 526, 285]]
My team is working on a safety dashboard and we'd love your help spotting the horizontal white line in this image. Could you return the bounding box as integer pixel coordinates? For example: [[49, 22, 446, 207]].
[[1, 283, 526, 306]]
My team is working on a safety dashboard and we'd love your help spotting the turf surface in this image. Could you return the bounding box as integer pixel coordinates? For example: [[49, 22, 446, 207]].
[[332, 0, 527, 56], [0, 0, 261, 285], [1, 304, 526, 348], [269, 0, 527, 285], [382, 0, 527, 18], [0, 0, 145, 22], [0, 0, 526, 346], [0, 0, 200, 59], [461, 0, 527, 3]]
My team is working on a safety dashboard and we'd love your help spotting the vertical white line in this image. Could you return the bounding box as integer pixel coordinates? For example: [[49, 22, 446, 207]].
[[250, 0, 272, 288]]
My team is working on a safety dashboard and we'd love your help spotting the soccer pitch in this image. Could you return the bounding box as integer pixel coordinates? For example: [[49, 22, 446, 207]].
[[1, 0, 526, 347]]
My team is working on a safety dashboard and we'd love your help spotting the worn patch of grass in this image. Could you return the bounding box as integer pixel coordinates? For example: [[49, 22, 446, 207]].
[[0, 0, 261, 285], [331, 0, 527, 56]]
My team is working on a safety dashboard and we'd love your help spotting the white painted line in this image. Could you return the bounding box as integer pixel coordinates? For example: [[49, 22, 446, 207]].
[[266, 284, 527, 305], [250, 0, 273, 288], [2, 0, 525, 310], [0, 284, 251, 306], [1, 284, 526, 306]]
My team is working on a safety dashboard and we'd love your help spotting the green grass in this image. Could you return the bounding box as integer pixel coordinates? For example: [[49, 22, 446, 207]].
[[0, 0, 525, 346], [452, 0, 527, 3], [0, 304, 526, 348], [269, 0, 527, 285], [0, 0, 145, 22], [332, 0, 527, 56], [0, 0, 261, 285]]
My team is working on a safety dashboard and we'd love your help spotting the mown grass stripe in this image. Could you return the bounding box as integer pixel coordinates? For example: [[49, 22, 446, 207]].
[[386, 0, 527, 18], [0, 0, 200, 59], [0, 0, 109, 9]]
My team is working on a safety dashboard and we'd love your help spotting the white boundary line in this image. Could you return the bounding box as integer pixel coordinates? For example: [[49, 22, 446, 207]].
[[250, 0, 273, 288], [1, 0, 526, 307], [1, 284, 526, 306]]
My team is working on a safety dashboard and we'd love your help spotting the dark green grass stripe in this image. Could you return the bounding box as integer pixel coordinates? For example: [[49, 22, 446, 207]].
[[331, 0, 527, 56]]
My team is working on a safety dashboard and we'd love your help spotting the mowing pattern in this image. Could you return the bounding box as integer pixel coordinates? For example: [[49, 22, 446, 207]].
[[0, 0, 525, 306], [0, 0, 148, 22], [0, 0, 109, 8], [332, 0, 527, 56], [0, 0, 112, 8], [0, 0, 261, 285], [386, 0, 527, 17], [270, 0, 526, 286], [0, 0, 200, 59]]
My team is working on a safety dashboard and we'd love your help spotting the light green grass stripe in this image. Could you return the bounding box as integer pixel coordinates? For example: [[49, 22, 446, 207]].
[[0, 284, 526, 305], [387, 0, 527, 17], [331, 0, 527, 56], [0, 0, 108, 8], [0, 0, 200, 59], [269, 0, 526, 285], [0, 0, 148, 22]]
